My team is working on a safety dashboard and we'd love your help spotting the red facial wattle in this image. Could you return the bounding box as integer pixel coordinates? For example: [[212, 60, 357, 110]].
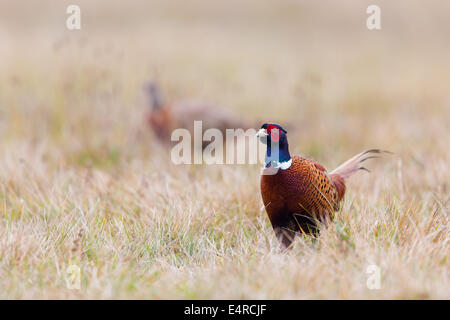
[[266, 125, 280, 143]]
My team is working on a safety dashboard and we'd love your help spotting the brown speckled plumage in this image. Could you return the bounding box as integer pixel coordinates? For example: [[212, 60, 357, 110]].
[[258, 123, 385, 248], [145, 82, 252, 145], [261, 156, 344, 245]]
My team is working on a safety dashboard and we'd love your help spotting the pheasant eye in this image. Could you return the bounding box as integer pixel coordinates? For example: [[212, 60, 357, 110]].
[[266, 124, 275, 134], [266, 125, 280, 142]]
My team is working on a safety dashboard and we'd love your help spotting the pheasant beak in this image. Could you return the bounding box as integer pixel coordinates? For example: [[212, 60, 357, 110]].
[[256, 128, 268, 138], [256, 128, 269, 144]]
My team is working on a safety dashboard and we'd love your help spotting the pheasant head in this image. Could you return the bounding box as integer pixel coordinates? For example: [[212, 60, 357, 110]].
[[257, 123, 291, 169]]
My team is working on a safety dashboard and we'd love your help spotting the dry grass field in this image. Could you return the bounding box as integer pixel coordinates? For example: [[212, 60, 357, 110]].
[[0, 1, 449, 299]]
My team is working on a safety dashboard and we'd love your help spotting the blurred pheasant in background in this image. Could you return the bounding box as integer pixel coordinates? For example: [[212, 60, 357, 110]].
[[145, 81, 252, 145], [257, 122, 388, 249]]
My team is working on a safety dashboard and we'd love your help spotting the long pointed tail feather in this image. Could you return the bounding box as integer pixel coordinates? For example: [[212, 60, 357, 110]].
[[330, 149, 390, 179]]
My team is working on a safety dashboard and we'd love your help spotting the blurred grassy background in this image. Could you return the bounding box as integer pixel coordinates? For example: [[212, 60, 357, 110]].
[[0, 0, 448, 299], [1, 1, 449, 166]]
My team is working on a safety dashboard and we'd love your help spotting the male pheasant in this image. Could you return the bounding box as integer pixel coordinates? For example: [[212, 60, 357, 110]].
[[257, 122, 385, 249]]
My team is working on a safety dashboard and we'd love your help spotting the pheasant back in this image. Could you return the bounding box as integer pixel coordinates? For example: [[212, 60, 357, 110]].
[[260, 149, 384, 248]]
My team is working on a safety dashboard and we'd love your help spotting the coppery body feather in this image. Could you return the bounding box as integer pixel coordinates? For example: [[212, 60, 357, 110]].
[[261, 156, 343, 238], [257, 123, 385, 248]]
